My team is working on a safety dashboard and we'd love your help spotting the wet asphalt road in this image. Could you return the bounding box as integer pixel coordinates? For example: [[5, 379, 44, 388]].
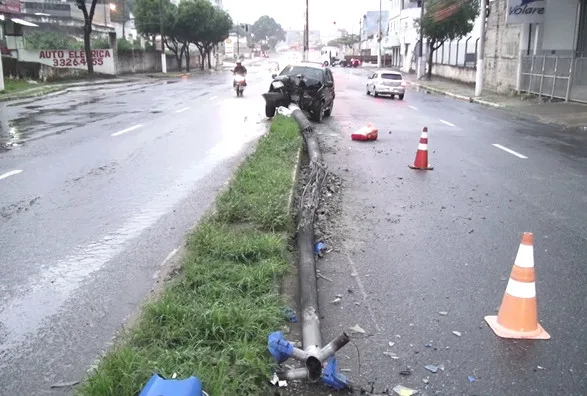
[[314, 67, 587, 395], [0, 63, 274, 394]]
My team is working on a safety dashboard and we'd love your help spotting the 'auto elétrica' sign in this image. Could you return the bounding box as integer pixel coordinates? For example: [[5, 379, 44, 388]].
[[18, 49, 116, 75], [506, 0, 546, 24]]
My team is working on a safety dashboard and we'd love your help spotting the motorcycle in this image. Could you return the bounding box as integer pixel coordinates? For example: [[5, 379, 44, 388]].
[[234, 74, 247, 97]]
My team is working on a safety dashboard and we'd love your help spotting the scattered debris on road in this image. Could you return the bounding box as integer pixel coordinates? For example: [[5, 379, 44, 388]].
[[349, 324, 366, 334], [351, 123, 378, 141], [393, 384, 419, 395], [452, 330, 462, 337], [425, 364, 439, 374]]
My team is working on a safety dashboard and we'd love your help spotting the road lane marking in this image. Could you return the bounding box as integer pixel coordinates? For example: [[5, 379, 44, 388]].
[[175, 107, 189, 113], [111, 124, 143, 137], [209, 96, 218, 101], [0, 169, 22, 180], [492, 144, 528, 159], [409, 105, 418, 110], [440, 119, 455, 127]]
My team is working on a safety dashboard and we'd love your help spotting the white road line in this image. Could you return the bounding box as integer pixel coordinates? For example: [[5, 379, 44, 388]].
[[175, 107, 189, 113], [492, 144, 528, 159], [209, 96, 218, 101], [0, 169, 23, 180], [111, 124, 143, 137], [409, 105, 418, 110], [440, 119, 456, 127]]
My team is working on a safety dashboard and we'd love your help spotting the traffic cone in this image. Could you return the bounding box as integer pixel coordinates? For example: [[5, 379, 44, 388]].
[[408, 127, 433, 170], [485, 232, 550, 340]]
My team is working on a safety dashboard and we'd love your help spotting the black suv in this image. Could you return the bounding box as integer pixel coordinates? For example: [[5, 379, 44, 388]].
[[262, 62, 335, 122]]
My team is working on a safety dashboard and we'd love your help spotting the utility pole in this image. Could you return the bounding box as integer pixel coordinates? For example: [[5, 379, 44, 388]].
[[236, 21, 240, 57], [475, 0, 488, 97], [159, 0, 167, 73], [303, 0, 309, 61], [377, 0, 382, 68], [417, 0, 424, 79], [359, 16, 363, 55], [122, 0, 126, 38]]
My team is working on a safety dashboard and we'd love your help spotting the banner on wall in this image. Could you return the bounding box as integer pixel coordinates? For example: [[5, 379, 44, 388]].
[[506, 0, 546, 24]]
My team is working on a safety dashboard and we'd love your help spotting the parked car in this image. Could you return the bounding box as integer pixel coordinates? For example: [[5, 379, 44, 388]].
[[262, 62, 336, 122], [366, 70, 406, 99]]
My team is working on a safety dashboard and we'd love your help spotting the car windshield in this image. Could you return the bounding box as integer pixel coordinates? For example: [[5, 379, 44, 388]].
[[280, 66, 323, 82], [381, 73, 402, 80]]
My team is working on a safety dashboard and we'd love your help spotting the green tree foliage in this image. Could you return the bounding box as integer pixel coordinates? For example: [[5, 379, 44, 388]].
[[251, 15, 285, 50], [327, 34, 360, 48], [25, 32, 82, 50], [176, 0, 232, 70], [134, 0, 187, 69], [416, 0, 479, 79], [134, 0, 230, 71]]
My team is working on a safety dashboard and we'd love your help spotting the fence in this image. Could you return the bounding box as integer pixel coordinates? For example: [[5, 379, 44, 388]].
[[433, 36, 479, 69], [519, 55, 587, 103]]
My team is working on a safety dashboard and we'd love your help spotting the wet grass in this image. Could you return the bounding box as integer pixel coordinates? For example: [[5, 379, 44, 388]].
[[77, 115, 302, 396], [1, 79, 45, 94]]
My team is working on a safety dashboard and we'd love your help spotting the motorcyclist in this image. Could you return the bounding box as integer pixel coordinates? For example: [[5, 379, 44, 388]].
[[233, 61, 247, 87]]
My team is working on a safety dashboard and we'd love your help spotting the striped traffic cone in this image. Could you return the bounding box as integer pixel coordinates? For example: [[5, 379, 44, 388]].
[[485, 232, 550, 340], [408, 127, 433, 170]]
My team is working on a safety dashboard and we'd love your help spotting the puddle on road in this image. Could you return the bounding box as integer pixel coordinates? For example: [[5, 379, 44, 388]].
[[0, 117, 266, 362]]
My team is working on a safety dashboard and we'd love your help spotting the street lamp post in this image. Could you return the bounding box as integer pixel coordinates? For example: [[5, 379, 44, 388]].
[[475, 0, 488, 97]]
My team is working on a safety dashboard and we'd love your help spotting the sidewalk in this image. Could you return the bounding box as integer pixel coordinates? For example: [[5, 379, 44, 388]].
[[0, 77, 142, 102], [404, 73, 587, 128]]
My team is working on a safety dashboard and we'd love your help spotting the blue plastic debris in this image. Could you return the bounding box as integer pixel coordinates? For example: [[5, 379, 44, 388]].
[[268, 331, 294, 363], [284, 306, 297, 323], [314, 242, 327, 256], [139, 374, 203, 396], [468, 375, 476, 382], [321, 356, 349, 390]]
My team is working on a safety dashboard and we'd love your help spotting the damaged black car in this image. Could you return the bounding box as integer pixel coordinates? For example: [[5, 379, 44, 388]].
[[262, 63, 335, 122]]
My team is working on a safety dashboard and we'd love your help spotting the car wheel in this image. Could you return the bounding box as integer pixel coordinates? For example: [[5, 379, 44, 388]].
[[265, 105, 276, 118], [312, 102, 324, 122], [398, 94, 404, 100], [324, 101, 333, 117], [373, 89, 379, 98], [366, 85, 370, 95]]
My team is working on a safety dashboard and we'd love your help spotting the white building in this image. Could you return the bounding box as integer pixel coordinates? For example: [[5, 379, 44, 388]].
[[385, 0, 422, 72]]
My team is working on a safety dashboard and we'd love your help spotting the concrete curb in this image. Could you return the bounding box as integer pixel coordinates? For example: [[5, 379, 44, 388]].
[[408, 81, 505, 109]]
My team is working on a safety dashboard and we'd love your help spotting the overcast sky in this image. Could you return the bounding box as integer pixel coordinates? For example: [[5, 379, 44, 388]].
[[222, 0, 386, 33]]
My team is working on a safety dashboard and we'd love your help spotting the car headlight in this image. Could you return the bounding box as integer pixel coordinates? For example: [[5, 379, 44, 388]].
[[272, 81, 284, 89]]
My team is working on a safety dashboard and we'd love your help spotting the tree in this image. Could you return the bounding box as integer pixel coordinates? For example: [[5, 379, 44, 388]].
[[177, 0, 231, 70], [135, 0, 188, 70], [327, 34, 360, 48], [251, 15, 285, 50], [75, 0, 100, 75], [416, 0, 479, 79], [25, 32, 82, 50]]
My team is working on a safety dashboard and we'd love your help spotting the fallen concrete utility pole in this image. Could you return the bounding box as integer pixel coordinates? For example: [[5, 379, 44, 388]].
[[268, 107, 351, 390]]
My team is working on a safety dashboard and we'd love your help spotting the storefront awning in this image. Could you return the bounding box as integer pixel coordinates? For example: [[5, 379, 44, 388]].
[[10, 18, 39, 27]]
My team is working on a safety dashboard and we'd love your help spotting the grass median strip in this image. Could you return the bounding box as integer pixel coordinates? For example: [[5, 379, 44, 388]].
[[78, 115, 302, 396]]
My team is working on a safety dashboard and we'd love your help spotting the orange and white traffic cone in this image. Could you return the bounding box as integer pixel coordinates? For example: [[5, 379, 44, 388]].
[[408, 127, 433, 170], [485, 232, 550, 340]]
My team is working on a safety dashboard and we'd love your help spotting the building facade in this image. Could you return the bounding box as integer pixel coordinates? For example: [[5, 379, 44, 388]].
[[485, 0, 587, 102]]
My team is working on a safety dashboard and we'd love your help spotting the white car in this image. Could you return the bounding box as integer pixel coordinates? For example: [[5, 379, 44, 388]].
[[366, 70, 406, 100]]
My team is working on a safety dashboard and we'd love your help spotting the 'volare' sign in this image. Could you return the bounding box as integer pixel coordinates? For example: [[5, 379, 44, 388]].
[[506, 0, 546, 24]]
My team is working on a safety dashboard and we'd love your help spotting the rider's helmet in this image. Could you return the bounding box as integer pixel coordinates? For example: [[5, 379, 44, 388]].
[[236, 61, 242, 66]]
